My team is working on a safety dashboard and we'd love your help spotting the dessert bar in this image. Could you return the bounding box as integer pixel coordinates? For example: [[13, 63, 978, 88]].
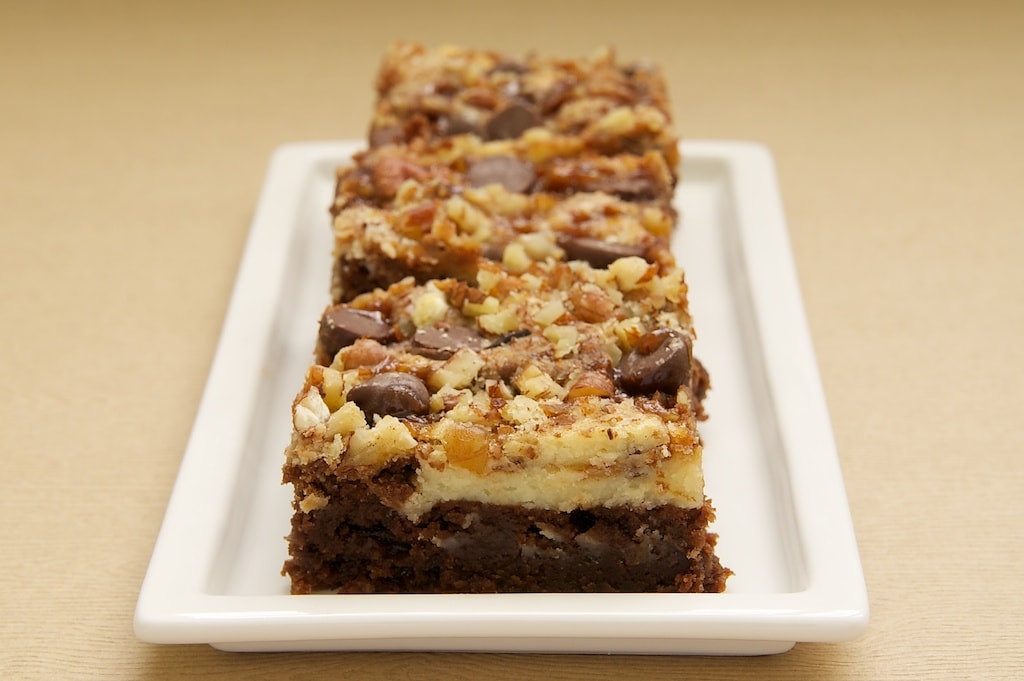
[[283, 259, 724, 593], [368, 43, 680, 167]]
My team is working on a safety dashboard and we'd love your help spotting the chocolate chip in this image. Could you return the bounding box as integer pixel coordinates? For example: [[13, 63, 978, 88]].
[[485, 103, 540, 140], [412, 325, 486, 359], [559, 236, 648, 268], [618, 329, 692, 396], [466, 156, 536, 193], [319, 307, 393, 360], [439, 115, 483, 137], [347, 372, 430, 419]]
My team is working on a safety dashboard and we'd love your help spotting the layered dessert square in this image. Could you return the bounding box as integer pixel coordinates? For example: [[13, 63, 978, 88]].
[[283, 259, 724, 593]]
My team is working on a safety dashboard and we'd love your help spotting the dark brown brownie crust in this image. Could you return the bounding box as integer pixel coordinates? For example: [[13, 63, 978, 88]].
[[283, 458, 728, 594]]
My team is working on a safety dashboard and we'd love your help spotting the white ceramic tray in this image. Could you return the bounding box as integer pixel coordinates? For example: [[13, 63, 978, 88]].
[[134, 141, 868, 655]]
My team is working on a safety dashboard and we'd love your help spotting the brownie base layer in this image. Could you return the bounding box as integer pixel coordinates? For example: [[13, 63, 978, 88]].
[[283, 459, 729, 594]]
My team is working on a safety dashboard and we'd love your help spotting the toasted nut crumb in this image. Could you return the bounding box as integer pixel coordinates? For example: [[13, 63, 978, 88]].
[[342, 338, 389, 370], [660, 269, 688, 305], [614, 317, 645, 350], [444, 195, 490, 238], [568, 283, 616, 323], [293, 388, 330, 433], [501, 242, 532, 273], [346, 415, 417, 467], [543, 324, 580, 358], [322, 367, 344, 411], [514, 363, 567, 400], [591, 106, 637, 136], [373, 156, 427, 198], [326, 401, 367, 438], [462, 295, 500, 317], [500, 394, 548, 429], [429, 384, 472, 413], [475, 266, 503, 294], [609, 256, 656, 291], [519, 232, 560, 261], [428, 348, 485, 390], [532, 298, 566, 326], [641, 206, 672, 237], [566, 371, 616, 400], [412, 284, 450, 328], [478, 308, 520, 335]]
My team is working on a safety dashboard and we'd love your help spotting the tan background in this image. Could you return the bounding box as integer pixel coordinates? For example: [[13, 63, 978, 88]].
[[2, 0, 1022, 678]]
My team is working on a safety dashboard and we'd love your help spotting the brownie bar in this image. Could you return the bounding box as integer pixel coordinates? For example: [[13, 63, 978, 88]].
[[329, 132, 678, 304], [368, 43, 680, 168], [332, 135, 677, 212], [283, 259, 724, 593]]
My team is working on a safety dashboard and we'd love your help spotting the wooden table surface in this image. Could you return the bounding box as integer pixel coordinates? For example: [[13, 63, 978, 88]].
[[3, 1, 1022, 678]]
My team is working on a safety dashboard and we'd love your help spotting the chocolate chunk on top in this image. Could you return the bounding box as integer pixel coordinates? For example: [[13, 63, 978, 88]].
[[440, 114, 483, 137], [485, 103, 540, 139], [618, 329, 692, 396], [466, 155, 537, 193], [319, 307, 393, 361], [559, 236, 648, 269], [347, 372, 430, 419], [412, 325, 486, 359]]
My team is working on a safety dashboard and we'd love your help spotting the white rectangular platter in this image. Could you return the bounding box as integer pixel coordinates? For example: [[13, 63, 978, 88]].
[[134, 141, 868, 655]]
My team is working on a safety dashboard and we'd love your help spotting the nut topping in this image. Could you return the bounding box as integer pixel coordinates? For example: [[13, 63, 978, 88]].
[[372, 156, 428, 198], [566, 371, 616, 400]]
